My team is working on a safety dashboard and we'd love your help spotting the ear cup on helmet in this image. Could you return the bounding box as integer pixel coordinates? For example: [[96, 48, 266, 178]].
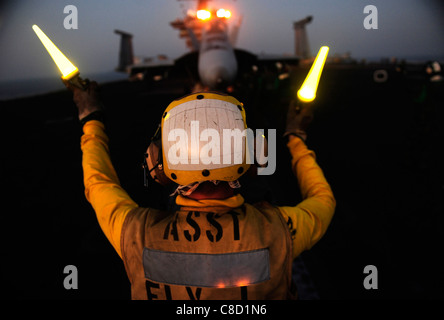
[[146, 140, 171, 186]]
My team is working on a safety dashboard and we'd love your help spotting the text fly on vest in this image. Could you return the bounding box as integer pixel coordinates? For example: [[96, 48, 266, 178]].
[[146, 280, 249, 300]]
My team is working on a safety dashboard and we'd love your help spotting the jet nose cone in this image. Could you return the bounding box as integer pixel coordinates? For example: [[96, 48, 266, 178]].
[[213, 66, 229, 81], [208, 66, 233, 89]]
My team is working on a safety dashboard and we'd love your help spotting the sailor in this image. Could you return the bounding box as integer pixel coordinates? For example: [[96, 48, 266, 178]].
[[68, 81, 335, 300]]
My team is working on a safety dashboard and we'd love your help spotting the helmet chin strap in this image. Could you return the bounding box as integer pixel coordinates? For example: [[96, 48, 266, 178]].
[[170, 180, 240, 199], [187, 181, 236, 200]]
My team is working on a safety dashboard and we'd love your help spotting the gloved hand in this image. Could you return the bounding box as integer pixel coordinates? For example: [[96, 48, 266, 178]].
[[284, 99, 314, 142], [64, 79, 103, 121]]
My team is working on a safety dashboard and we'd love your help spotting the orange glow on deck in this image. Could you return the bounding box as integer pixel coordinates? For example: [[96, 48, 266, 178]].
[[236, 279, 250, 287]]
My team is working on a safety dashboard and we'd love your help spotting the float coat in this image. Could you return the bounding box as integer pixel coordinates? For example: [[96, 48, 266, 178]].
[[80, 120, 336, 300]]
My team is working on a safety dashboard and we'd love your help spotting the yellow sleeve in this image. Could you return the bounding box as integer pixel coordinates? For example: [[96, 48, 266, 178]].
[[81, 120, 138, 258], [278, 137, 336, 259]]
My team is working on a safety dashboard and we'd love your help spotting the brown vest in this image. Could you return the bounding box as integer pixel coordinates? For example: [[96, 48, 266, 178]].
[[120, 202, 294, 300]]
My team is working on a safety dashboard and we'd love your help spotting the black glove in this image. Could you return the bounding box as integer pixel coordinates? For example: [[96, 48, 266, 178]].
[[283, 99, 314, 142], [64, 79, 104, 123]]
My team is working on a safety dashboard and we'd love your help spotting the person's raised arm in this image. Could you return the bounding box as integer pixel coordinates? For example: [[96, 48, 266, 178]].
[[279, 101, 336, 258], [67, 81, 138, 258]]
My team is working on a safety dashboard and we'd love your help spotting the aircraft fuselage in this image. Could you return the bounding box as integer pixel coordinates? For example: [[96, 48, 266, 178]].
[[198, 20, 237, 89]]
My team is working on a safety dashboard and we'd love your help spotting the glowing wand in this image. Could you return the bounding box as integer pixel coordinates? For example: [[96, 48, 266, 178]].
[[297, 46, 329, 103], [32, 24, 88, 89]]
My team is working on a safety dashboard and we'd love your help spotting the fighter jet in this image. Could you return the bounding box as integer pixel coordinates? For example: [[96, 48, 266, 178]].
[[114, 0, 299, 91], [195, 10, 238, 89]]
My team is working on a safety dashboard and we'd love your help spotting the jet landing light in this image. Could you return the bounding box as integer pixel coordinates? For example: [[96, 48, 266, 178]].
[[217, 9, 232, 19], [32, 25, 79, 80], [197, 10, 211, 20], [297, 46, 329, 103]]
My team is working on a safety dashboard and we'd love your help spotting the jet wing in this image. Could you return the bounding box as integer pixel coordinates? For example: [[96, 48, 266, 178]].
[[174, 51, 199, 80], [124, 52, 199, 83], [234, 49, 299, 76], [128, 58, 175, 80], [256, 53, 300, 68]]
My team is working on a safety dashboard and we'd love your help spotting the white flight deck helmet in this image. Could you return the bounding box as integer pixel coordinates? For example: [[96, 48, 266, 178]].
[[144, 92, 255, 187]]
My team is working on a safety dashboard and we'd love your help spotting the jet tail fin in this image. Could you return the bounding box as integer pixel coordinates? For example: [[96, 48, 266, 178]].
[[114, 30, 134, 72]]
